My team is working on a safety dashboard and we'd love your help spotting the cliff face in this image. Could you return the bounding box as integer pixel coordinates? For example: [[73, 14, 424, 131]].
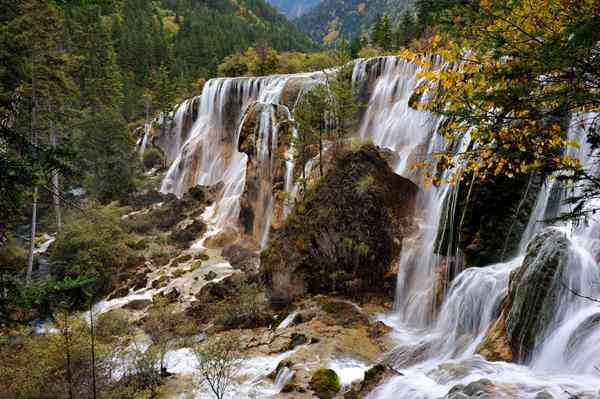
[[260, 144, 418, 306]]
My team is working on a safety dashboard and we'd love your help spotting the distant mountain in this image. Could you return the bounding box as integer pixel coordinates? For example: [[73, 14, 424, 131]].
[[295, 0, 413, 44], [266, 0, 323, 18]]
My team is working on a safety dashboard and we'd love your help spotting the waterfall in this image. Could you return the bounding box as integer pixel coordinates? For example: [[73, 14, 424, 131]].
[[353, 56, 470, 327], [154, 59, 600, 397], [139, 122, 151, 155], [160, 73, 324, 245]]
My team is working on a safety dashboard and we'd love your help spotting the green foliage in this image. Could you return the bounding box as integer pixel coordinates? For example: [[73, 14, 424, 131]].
[[371, 15, 393, 51], [394, 10, 417, 49], [76, 110, 139, 203], [218, 47, 335, 77], [296, 0, 412, 45], [309, 368, 341, 399], [49, 204, 135, 300], [216, 281, 269, 330], [355, 174, 375, 193]]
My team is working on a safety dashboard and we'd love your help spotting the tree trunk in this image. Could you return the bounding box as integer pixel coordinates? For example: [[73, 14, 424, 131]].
[[90, 301, 97, 399], [319, 119, 324, 178], [50, 121, 62, 232], [26, 187, 38, 284], [64, 313, 74, 399], [26, 67, 38, 285]]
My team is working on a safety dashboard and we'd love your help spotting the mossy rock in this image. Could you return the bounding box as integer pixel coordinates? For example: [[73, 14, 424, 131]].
[[310, 368, 341, 399], [478, 227, 570, 362], [261, 145, 418, 306], [435, 172, 542, 267]]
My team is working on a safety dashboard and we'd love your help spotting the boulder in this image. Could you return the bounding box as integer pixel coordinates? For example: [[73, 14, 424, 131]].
[[444, 379, 496, 399], [171, 219, 207, 246], [261, 145, 418, 306], [222, 244, 259, 274], [344, 364, 400, 399], [478, 227, 570, 362], [310, 368, 341, 399]]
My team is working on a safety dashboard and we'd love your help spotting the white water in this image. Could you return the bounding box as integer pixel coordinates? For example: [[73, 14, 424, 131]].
[[155, 58, 600, 397]]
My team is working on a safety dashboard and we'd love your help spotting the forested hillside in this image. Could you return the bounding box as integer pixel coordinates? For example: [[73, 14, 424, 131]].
[[295, 0, 413, 44], [118, 0, 317, 120], [266, 0, 322, 18]]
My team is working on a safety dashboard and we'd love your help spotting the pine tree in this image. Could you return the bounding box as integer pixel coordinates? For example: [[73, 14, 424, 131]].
[[395, 10, 416, 49], [371, 15, 384, 47], [149, 64, 177, 136], [349, 36, 363, 59], [77, 109, 137, 204], [11, 0, 77, 283], [326, 41, 358, 146]]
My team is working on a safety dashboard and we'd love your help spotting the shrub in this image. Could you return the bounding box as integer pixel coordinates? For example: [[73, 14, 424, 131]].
[[142, 147, 164, 170], [50, 204, 134, 302]]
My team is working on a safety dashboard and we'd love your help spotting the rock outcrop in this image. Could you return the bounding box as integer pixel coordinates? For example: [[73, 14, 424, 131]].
[[478, 227, 570, 362], [237, 102, 294, 244], [260, 144, 418, 306], [436, 173, 542, 267]]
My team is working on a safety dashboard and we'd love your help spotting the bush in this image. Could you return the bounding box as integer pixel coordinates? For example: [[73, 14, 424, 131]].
[[50, 204, 135, 303], [216, 282, 268, 330], [142, 147, 164, 170], [310, 368, 341, 399]]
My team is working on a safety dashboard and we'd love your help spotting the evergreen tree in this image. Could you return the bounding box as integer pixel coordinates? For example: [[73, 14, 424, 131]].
[[371, 15, 392, 50], [149, 64, 177, 136], [66, 4, 123, 112], [77, 109, 137, 204], [10, 0, 77, 282], [326, 41, 359, 146], [394, 10, 416, 49], [349, 36, 363, 59], [295, 83, 329, 179]]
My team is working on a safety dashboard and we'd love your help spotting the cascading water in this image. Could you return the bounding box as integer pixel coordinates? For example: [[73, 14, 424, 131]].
[[160, 73, 324, 246], [353, 56, 469, 327], [368, 104, 600, 396], [156, 57, 600, 397]]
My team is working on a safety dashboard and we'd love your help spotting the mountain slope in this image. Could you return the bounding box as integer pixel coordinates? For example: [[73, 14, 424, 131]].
[[295, 0, 413, 44], [266, 0, 323, 18]]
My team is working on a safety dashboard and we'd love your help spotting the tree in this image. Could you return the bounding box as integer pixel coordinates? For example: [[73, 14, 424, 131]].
[[326, 42, 359, 147], [143, 296, 178, 376], [254, 42, 280, 76], [349, 36, 363, 59], [394, 10, 416, 49], [76, 109, 138, 203], [371, 15, 392, 51], [295, 83, 329, 179], [49, 203, 133, 302], [193, 334, 242, 399], [149, 64, 177, 137], [9, 0, 76, 283], [404, 0, 600, 217]]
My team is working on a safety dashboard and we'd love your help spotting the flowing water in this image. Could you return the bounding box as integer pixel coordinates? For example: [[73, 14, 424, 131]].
[[156, 59, 600, 397]]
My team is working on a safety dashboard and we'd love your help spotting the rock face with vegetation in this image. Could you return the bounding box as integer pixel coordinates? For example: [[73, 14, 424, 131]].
[[237, 102, 294, 243], [436, 173, 541, 267], [478, 227, 570, 362], [260, 144, 418, 306]]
